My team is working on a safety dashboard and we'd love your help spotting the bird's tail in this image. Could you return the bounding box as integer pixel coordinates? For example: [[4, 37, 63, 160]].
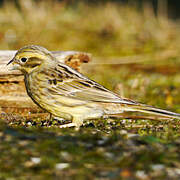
[[120, 103, 180, 120]]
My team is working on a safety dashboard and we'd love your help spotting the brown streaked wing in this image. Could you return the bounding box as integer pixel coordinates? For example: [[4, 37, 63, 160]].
[[45, 63, 138, 105]]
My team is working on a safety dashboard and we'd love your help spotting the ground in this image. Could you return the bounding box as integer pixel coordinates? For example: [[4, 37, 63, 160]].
[[0, 1, 180, 179]]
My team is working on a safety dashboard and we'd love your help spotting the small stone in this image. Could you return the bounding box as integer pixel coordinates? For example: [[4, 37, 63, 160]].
[[97, 140, 106, 145], [55, 163, 69, 170], [120, 130, 127, 135], [104, 152, 114, 159], [127, 133, 139, 138], [151, 164, 164, 171], [175, 168, 180, 175], [31, 157, 41, 164], [27, 121, 32, 126], [136, 170, 148, 179]]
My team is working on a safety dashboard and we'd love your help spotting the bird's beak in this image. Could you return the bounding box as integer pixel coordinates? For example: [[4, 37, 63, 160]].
[[7, 58, 14, 65], [7, 58, 20, 70]]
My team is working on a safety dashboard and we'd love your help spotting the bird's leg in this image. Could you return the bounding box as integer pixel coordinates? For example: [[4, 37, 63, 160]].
[[49, 113, 53, 121]]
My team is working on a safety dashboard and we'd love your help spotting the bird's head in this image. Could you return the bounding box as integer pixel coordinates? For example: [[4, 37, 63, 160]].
[[7, 45, 54, 74]]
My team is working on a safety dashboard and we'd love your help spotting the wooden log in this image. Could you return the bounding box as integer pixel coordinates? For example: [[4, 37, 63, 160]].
[[0, 50, 91, 112]]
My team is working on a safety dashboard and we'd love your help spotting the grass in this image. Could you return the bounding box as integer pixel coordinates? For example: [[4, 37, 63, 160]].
[[0, 1, 179, 59], [0, 1, 180, 179]]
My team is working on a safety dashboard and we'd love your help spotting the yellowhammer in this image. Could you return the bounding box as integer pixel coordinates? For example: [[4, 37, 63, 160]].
[[7, 45, 180, 128]]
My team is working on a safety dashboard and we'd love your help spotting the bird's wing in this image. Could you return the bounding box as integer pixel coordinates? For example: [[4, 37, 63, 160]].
[[44, 63, 137, 105]]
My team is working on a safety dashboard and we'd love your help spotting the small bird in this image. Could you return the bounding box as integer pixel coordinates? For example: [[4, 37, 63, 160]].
[[7, 45, 180, 128]]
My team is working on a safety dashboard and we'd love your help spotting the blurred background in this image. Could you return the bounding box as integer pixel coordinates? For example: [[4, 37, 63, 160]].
[[0, 0, 180, 57], [1, 1, 180, 179]]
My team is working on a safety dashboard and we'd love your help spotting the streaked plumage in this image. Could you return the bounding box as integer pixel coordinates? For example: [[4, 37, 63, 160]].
[[7, 45, 180, 128]]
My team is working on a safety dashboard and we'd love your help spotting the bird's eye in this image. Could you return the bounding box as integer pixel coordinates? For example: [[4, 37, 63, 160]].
[[21, 57, 27, 63]]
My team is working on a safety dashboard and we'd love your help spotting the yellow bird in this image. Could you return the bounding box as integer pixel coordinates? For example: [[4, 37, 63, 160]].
[[7, 45, 180, 128]]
